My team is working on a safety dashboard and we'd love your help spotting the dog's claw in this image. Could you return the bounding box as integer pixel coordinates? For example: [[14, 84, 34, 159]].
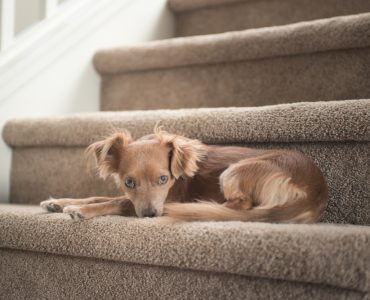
[[48, 203, 61, 212], [63, 206, 85, 221], [40, 199, 63, 213]]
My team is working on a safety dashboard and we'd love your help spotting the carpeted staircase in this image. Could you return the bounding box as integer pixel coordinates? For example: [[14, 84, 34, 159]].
[[1, 1, 369, 299], [169, 0, 370, 36], [95, 13, 370, 110]]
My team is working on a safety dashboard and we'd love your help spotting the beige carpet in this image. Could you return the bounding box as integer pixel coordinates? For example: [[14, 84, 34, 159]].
[[168, 0, 370, 36], [1, 248, 363, 300], [93, 13, 370, 110], [3, 100, 370, 225], [0, 204, 369, 299]]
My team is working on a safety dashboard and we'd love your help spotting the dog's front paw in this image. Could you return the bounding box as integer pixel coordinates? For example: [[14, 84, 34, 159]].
[[63, 205, 85, 221], [40, 198, 63, 213]]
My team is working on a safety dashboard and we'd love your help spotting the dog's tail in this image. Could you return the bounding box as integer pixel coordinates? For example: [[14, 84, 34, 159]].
[[163, 200, 319, 223]]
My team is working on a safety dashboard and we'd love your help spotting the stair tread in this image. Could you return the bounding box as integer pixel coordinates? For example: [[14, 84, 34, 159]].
[[3, 100, 370, 147], [0, 203, 369, 292], [93, 13, 370, 75]]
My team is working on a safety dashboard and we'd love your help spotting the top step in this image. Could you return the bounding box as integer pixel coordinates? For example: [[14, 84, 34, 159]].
[[94, 13, 370, 111], [168, 0, 370, 36]]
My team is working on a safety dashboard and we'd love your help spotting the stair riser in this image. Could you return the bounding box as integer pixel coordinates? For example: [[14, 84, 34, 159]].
[[9, 142, 370, 225], [101, 47, 370, 111], [10, 147, 121, 203], [0, 249, 363, 300], [173, 0, 370, 36]]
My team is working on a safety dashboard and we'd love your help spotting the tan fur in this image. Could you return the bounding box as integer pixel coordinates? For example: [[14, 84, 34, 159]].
[[155, 127, 206, 178], [41, 128, 328, 223], [163, 200, 318, 223], [85, 130, 132, 179], [63, 198, 135, 220]]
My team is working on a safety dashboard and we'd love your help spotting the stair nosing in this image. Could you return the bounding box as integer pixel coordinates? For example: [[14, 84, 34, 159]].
[[3, 100, 370, 148], [93, 13, 370, 75]]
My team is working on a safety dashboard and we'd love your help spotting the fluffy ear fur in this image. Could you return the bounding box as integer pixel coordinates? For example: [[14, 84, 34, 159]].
[[86, 130, 132, 179], [155, 127, 205, 179]]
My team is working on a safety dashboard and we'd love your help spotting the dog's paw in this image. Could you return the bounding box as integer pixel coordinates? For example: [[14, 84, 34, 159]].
[[63, 205, 85, 221], [40, 198, 63, 213]]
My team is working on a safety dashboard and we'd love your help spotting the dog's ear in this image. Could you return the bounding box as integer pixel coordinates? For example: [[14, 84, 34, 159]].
[[86, 130, 132, 179], [156, 129, 205, 179], [170, 137, 205, 179]]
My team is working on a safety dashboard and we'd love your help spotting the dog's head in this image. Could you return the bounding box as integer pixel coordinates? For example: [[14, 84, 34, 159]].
[[86, 128, 205, 217]]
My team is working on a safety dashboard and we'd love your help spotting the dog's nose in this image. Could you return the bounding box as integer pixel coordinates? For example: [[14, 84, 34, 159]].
[[142, 208, 157, 218]]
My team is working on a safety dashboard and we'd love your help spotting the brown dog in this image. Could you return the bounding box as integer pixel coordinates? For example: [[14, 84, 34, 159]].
[[41, 128, 328, 223]]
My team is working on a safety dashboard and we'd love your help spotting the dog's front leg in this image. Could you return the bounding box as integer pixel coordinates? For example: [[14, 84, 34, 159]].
[[40, 196, 129, 213], [62, 198, 135, 220]]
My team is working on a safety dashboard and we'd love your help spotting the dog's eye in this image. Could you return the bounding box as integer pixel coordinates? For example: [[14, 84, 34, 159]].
[[158, 175, 168, 185], [125, 177, 136, 189]]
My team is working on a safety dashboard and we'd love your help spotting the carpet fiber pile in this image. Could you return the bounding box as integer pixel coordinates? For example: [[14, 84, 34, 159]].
[[1, 1, 369, 298]]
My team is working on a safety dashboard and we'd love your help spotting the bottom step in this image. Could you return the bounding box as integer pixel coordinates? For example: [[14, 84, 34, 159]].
[[0, 203, 369, 299]]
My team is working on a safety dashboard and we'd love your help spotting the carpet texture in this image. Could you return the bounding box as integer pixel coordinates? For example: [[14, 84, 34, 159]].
[[101, 48, 370, 111], [0, 204, 369, 297], [94, 13, 370, 74], [4, 100, 369, 146], [0, 249, 364, 300], [3, 100, 370, 225], [168, 0, 370, 36], [93, 13, 370, 110]]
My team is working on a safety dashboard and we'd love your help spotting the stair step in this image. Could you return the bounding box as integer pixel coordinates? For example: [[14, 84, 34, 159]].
[[3, 100, 370, 225], [93, 13, 370, 111], [168, 0, 370, 36], [0, 203, 369, 296]]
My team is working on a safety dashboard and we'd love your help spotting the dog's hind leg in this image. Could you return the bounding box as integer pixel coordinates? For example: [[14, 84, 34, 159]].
[[220, 159, 288, 209], [63, 198, 135, 220], [40, 196, 128, 213], [219, 157, 316, 223], [164, 152, 325, 223]]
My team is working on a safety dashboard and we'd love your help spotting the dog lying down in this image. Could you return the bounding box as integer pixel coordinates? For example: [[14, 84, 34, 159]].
[[41, 128, 328, 223]]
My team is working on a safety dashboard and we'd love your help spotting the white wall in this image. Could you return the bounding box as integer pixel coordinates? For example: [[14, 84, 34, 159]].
[[0, 0, 174, 202], [15, 0, 43, 34]]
